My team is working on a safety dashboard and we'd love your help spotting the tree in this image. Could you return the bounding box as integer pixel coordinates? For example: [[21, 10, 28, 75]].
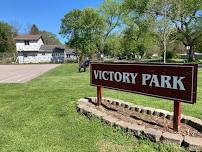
[[194, 19, 202, 52], [29, 24, 40, 35], [0, 21, 16, 53], [60, 9, 82, 55], [60, 8, 104, 61], [99, 0, 123, 54], [27, 24, 61, 45], [122, 0, 202, 62], [151, 0, 175, 63], [10, 20, 21, 34], [104, 35, 122, 57], [40, 31, 61, 45], [120, 0, 158, 59], [122, 0, 175, 62], [169, 0, 202, 62], [121, 24, 156, 59]]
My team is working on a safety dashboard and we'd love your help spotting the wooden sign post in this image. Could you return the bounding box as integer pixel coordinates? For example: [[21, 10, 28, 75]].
[[173, 100, 182, 131], [97, 86, 102, 106], [90, 62, 198, 131]]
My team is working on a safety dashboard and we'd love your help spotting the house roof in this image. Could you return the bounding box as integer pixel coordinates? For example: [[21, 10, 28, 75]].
[[15, 34, 42, 41], [39, 45, 65, 52], [65, 49, 76, 55], [40, 45, 76, 54]]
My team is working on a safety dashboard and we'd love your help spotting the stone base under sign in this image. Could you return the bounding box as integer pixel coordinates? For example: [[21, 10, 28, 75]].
[[76, 97, 202, 151]]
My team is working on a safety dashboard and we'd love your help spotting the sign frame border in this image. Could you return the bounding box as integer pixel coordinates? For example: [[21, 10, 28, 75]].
[[90, 62, 198, 104]]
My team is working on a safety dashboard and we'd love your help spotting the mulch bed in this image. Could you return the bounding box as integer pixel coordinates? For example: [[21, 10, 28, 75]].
[[92, 100, 202, 138]]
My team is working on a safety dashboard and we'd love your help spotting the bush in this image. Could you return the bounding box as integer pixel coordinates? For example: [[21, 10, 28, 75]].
[[161, 51, 174, 59]]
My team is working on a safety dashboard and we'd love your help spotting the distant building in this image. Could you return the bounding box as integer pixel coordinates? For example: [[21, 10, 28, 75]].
[[179, 52, 202, 60], [15, 34, 77, 64]]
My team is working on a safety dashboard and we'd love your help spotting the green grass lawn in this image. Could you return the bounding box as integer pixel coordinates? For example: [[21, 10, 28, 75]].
[[0, 64, 201, 152]]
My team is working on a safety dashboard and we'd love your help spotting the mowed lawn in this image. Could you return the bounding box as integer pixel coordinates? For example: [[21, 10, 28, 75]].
[[0, 64, 201, 152]]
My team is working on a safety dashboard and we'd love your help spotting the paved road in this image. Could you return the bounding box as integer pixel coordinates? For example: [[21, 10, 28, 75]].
[[0, 64, 60, 83]]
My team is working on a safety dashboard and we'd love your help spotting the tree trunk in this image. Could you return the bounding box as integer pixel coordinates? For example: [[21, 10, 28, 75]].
[[183, 36, 194, 62], [187, 45, 194, 62], [163, 41, 167, 64]]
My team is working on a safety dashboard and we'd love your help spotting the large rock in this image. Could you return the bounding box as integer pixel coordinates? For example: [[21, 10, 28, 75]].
[[128, 123, 145, 137], [161, 132, 183, 145], [102, 115, 119, 126], [77, 98, 202, 150], [183, 136, 202, 151], [77, 102, 88, 113], [166, 112, 173, 120], [153, 109, 169, 117], [135, 105, 144, 113], [142, 107, 155, 115], [115, 120, 131, 130], [183, 116, 202, 132], [143, 128, 162, 142], [93, 109, 107, 119], [85, 97, 97, 103], [78, 98, 88, 104]]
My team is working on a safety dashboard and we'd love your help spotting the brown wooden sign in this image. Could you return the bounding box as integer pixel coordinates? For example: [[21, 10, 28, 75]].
[[90, 62, 198, 104]]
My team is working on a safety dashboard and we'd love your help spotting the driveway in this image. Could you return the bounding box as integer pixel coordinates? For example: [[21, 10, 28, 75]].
[[0, 64, 60, 83]]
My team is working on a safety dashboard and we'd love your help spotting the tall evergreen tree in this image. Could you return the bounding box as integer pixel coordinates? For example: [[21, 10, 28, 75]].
[[29, 24, 61, 45], [29, 24, 40, 35]]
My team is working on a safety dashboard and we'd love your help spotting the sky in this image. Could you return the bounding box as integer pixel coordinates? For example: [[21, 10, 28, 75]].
[[0, 0, 103, 43]]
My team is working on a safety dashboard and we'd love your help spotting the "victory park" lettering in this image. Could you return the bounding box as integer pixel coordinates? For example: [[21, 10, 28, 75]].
[[94, 70, 186, 91]]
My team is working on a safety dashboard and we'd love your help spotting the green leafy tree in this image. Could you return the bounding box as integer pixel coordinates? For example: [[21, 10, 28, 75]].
[[99, 0, 122, 53], [121, 0, 157, 59], [60, 8, 104, 61], [192, 18, 202, 53], [28, 24, 61, 45], [0, 21, 16, 54], [122, 0, 202, 62], [151, 0, 175, 63], [121, 25, 155, 59], [104, 35, 122, 57], [167, 0, 202, 62], [40, 31, 61, 45]]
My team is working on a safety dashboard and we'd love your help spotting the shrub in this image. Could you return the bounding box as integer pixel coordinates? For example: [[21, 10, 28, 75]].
[[161, 51, 174, 59]]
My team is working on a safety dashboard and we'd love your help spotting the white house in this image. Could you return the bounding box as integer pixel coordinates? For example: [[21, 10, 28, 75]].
[[15, 34, 77, 64]]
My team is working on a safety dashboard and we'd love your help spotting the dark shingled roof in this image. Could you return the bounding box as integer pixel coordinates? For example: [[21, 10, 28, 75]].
[[39, 45, 65, 52], [15, 34, 42, 41], [65, 49, 76, 55]]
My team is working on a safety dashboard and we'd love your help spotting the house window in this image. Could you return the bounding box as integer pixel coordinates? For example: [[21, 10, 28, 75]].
[[42, 53, 45, 55], [29, 52, 37, 56], [23, 53, 28, 57], [25, 40, 30, 45]]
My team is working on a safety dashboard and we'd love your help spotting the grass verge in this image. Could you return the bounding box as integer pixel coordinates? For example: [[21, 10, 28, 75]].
[[1, 64, 200, 151]]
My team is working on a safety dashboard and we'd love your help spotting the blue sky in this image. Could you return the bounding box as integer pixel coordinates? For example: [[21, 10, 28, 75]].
[[0, 0, 103, 43]]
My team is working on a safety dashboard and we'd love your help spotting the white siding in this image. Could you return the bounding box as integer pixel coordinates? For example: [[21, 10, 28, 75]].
[[15, 37, 72, 64], [16, 38, 44, 52], [18, 53, 53, 64], [67, 54, 77, 60], [37, 53, 52, 63], [23, 56, 38, 64]]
